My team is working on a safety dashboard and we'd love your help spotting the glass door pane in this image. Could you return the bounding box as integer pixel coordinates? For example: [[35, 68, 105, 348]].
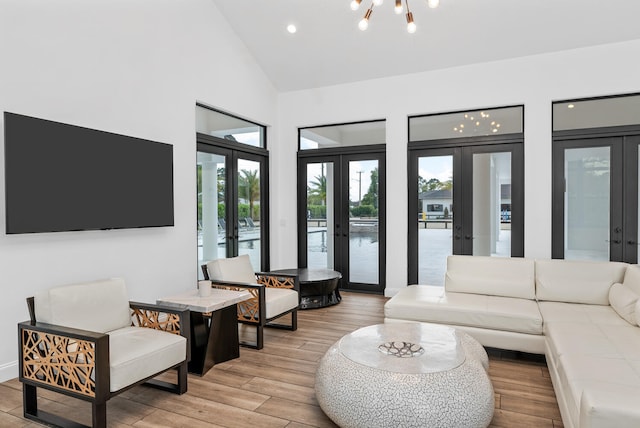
[[349, 159, 379, 285], [197, 151, 226, 273], [306, 162, 335, 269], [417, 155, 453, 286], [472, 152, 511, 257], [564, 147, 610, 261], [237, 158, 261, 270]]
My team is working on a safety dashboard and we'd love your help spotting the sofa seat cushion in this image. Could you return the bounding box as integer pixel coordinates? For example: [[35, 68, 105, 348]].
[[539, 302, 628, 330], [108, 326, 186, 392], [265, 287, 298, 320], [445, 255, 535, 299], [384, 285, 543, 335], [580, 383, 640, 428], [545, 316, 640, 393], [545, 322, 622, 361], [535, 259, 627, 305], [556, 353, 640, 427]]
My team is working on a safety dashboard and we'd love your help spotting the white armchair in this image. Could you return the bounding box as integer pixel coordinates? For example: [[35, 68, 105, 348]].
[[18, 278, 189, 428], [202, 255, 299, 349]]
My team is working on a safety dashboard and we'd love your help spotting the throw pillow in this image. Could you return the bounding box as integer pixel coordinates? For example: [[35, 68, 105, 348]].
[[609, 282, 639, 325], [623, 264, 640, 296]]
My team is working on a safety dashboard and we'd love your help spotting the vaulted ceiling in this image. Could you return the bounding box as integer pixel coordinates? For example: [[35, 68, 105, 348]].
[[211, 0, 640, 92]]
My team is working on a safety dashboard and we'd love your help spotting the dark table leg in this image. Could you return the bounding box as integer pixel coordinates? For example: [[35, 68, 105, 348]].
[[188, 304, 240, 376]]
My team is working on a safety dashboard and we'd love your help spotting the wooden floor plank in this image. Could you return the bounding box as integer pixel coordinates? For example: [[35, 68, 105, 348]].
[[256, 397, 337, 428], [132, 408, 225, 428], [0, 384, 23, 413], [1, 291, 563, 427]]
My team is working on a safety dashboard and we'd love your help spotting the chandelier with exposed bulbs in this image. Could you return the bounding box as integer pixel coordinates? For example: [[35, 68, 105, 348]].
[[350, 0, 440, 33]]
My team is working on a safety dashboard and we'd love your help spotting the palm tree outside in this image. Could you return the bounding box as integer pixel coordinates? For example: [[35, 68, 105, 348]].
[[239, 169, 260, 219]]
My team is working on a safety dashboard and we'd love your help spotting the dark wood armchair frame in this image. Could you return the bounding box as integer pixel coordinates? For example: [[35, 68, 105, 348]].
[[18, 298, 190, 428], [201, 266, 299, 350]]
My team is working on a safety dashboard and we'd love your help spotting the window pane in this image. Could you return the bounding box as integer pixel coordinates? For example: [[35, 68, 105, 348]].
[[564, 147, 610, 261], [349, 160, 379, 284], [554, 94, 640, 131], [197, 151, 226, 274], [307, 162, 334, 269], [196, 105, 265, 148], [409, 106, 523, 142], [237, 159, 261, 270], [300, 121, 385, 150], [472, 152, 511, 257], [418, 155, 453, 286]]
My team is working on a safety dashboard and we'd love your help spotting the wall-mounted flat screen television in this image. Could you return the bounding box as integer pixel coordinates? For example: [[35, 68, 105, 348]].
[[4, 112, 174, 234]]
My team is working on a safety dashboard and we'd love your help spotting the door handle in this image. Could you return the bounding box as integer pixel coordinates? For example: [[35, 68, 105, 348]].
[[628, 240, 637, 245], [606, 239, 621, 244], [454, 235, 461, 240], [464, 235, 472, 240]]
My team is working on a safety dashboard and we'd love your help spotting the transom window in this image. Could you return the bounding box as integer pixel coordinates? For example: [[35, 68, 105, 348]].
[[196, 104, 265, 148]]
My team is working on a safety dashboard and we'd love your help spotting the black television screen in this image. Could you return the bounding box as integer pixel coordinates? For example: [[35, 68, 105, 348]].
[[4, 112, 174, 234]]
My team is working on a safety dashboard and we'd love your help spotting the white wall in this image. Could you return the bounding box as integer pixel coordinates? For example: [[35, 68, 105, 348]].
[[2, 0, 640, 384], [273, 39, 640, 296], [0, 0, 277, 381]]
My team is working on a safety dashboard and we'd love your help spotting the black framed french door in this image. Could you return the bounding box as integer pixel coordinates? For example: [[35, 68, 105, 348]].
[[197, 137, 270, 275], [552, 133, 640, 263], [298, 148, 386, 294], [408, 139, 524, 285]]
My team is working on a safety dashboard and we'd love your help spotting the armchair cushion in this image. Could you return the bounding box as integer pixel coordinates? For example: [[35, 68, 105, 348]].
[[265, 287, 299, 319], [205, 255, 258, 284], [34, 278, 131, 333], [108, 326, 186, 392]]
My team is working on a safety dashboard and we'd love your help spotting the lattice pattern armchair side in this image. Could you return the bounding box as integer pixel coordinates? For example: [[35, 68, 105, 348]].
[[201, 255, 299, 350], [18, 278, 189, 428]]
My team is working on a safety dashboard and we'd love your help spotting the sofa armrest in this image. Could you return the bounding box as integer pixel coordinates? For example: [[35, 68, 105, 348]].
[[18, 320, 110, 401], [580, 386, 640, 428]]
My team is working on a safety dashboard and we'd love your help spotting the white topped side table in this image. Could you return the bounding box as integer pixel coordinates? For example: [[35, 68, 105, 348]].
[[158, 287, 251, 376]]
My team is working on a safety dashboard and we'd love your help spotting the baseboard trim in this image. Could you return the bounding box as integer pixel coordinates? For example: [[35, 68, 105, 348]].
[[0, 360, 18, 383], [384, 286, 404, 298]]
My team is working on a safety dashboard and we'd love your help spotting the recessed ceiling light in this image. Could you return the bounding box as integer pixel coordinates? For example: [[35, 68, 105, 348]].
[[567, 104, 575, 109], [287, 24, 297, 34]]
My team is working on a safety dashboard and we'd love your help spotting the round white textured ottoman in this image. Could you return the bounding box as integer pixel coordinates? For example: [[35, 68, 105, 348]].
[[315, 323, 494, 428]]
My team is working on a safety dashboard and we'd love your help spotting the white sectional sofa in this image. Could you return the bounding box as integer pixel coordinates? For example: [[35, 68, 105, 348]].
[[384, 255, 640, 428]]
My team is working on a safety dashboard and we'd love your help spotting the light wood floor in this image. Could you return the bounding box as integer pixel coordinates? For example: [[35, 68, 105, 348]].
[[0, 292, 563, 427]]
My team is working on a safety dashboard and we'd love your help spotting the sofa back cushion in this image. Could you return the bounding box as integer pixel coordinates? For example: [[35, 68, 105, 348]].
[[205, 254, 257, 285], [34, 278, 131, 333], [445, 255, 536, 299], [535, 259, 627, 305]]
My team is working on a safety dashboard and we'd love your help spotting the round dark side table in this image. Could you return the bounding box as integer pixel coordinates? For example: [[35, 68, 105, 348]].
[[271, 268, 342, 309]]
